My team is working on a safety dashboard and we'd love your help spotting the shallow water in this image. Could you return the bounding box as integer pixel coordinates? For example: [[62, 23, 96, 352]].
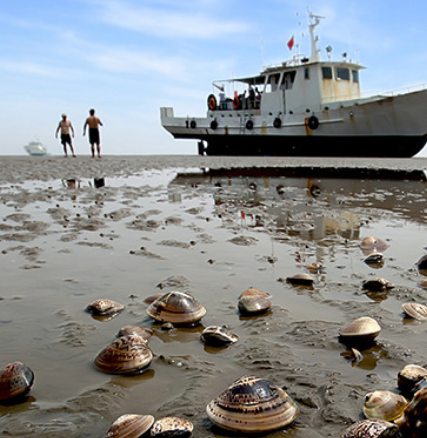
[[1, 163, 427, 437]]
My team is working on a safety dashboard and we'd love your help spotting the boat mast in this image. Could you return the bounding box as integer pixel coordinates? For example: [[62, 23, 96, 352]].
[[308, 11, 324, 62]]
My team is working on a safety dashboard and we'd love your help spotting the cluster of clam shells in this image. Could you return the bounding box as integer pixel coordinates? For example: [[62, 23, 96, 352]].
[[106, 414, 193, 438], [340, 363, 427, 437]]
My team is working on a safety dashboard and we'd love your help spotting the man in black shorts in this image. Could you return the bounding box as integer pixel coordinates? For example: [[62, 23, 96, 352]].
[[83, 109, 103, 158], [55, 113, 76, 157]]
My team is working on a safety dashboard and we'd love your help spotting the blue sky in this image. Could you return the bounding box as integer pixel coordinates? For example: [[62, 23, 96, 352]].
[[2, 0, 427, 156]]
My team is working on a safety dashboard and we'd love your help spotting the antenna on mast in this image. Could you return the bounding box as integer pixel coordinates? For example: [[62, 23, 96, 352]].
[[307, 9, 324, 62]]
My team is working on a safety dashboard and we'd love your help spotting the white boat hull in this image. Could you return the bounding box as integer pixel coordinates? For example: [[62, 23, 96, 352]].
[[161, 89, 427, 157]]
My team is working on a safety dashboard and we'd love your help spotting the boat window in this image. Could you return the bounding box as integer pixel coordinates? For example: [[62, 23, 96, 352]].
[[266, 73, 281, 92], [304, 67, 310, 80], [336, 67, 350, 80], [322, 66, 333, 80], [352, 70, 359, 83], [281, 71, 296, 90]]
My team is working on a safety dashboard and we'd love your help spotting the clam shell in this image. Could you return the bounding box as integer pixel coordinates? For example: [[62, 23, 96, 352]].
[[144, 293, 164, 305], [146, 291, 206, 325], [150, 417, 193, 438], [360, 236, 389, 251], [363, 252, 385, 266], [416, 254, 427, 270], [363, 390, 407, 422], [398, 364, 427, 396], [117, 326, 153, 341], [340, 419, 399, 438], [238, 295, 271, 316], [419, 279, 427, 289], [106, 414, 154, 438], [396, 386, 427, 437], [362, 278, 394, 292], [402, 302, 427, 321], [286, 273, 314, 285], [94, 334, 153, 375], [206, 375, 300, 433], [339, 317, 381, 342], [86, 299, 125, 316], [238, 287, 271, 299], [201, 326, 239, 346], [0, 361, 35, 402]]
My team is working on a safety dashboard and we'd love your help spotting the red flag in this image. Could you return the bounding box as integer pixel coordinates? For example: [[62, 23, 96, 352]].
[[287, 35, 294, 50]]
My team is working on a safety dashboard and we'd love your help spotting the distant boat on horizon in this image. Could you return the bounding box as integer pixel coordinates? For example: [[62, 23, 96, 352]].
[[24, 140, 48, 157]]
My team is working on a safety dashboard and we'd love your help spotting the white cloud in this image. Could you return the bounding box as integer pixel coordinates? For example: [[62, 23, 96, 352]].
[[98, 0, 250, 39]]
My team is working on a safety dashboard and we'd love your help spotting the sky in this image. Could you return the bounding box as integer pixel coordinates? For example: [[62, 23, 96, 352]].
[[2, 0, 427, 157]]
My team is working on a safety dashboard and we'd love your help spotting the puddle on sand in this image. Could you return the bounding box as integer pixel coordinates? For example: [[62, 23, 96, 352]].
[[1, 167, 427, 437]]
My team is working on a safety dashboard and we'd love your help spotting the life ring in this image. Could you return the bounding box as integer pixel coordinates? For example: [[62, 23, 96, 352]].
[[273, 117, 282, 128], [190, 120, 197, 129], [233, 96, 240, 110], [246, 120, 254, 130], [308, 115, 319, 130], [207, 94, 217, 111], [210, 120, 218, 130]]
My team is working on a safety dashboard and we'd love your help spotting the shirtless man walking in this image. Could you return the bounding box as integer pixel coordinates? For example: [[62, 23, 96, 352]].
[[83, 108, 103, 158], [55, 113, 76, 157]]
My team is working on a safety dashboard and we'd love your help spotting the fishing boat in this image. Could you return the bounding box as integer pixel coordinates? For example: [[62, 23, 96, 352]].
[[24, 140, 48, 157], [160, 13, 427, 157]]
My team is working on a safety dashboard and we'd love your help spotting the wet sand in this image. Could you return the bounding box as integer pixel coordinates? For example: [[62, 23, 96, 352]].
[[1, 155, 427, 437]]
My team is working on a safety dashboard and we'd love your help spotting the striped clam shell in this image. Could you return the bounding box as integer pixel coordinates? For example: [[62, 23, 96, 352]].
[[94, 334, 153, 375], [402, 302, 427, 321], [86, 299, 125, 316], [0, 361, 35, 402], [360, 236, 389, 251], [201, 326, 239, 346], [340, 419, 399, 438], [206, 375, 300, 433], [146, 291, 206, 325], [286, 273, 314, 286], [150, 416, 193, 438], [106, 414, 154, 438], [238, 295, 271, 316], [363, 390, 407, 422]]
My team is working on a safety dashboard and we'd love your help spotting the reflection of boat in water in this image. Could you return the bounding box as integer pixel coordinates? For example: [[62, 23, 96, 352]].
[[24, 141, 48, 156], [161, 12, 427, 157], [169, 167, 427, 241]]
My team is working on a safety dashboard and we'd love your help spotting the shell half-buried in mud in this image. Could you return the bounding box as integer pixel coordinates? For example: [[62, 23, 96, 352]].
[[362, 278, 395, 292], [360, 236, 389, 251], [398, 364, 427, 397], [286, 273, 314, 286], [238, 295, 271, 316], [0, 361, 35, 402], [150, 416, 193, 438], [206, 375, 300, 433], [339, 419, 399, 438], [363, 252, 385, 267], [117, 325, 153, 341], [339, 317, 381, 343], [396, 386, 427, 437], [402, 302, 427, 321], [363, 390, 407, 422], [238, 287, 271, 299], [86, 299, 125, 316], [201, 326, 239, 346], [106, 414, 154, 438], [94, 334, 153, 375], [146, 291, 206, 325]]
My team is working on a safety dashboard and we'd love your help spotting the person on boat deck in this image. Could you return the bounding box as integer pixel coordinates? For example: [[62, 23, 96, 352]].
[[219, 88, 226, 110], [248, 85, 255, 109], [255, 87, 262, 108], [238, 90, 246, 109], [55, 113, 76, 157]]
